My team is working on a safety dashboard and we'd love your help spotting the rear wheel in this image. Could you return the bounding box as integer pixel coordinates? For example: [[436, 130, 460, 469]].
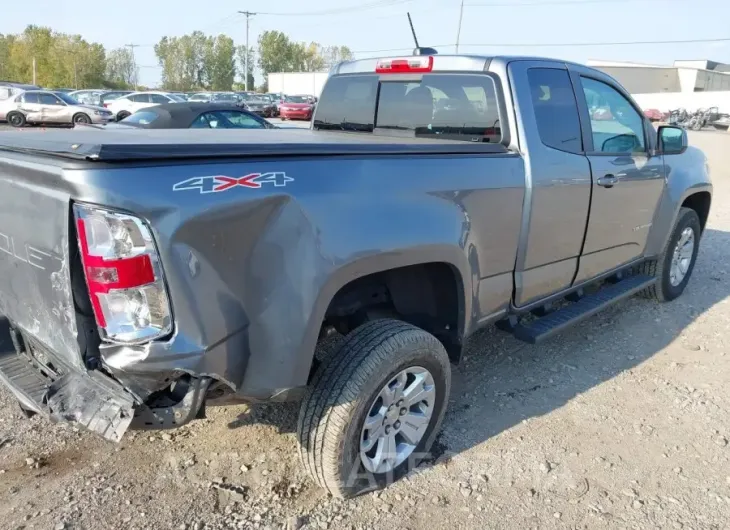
[[637, 207, 701, 301], [7, 112, 26, 128], [116, 111, 130, 121], [297, 319, 451, 498], [73, 113, 91, 125]]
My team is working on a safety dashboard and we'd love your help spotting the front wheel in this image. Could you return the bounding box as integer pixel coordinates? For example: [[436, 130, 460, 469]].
[[637, 207, 701, 301], [73, 113, 91, 125], [297, 319, 451, 498], [116, 111, 130, 121]]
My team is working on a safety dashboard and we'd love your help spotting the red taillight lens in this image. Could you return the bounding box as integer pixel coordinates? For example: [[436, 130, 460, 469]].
[[74, 204, 172, 344], [375, 56, 433, 74], [103, 103, 110, 108]]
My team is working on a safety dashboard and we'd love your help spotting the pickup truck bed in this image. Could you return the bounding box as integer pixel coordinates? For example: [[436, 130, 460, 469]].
[[0, 127, 508, 161]]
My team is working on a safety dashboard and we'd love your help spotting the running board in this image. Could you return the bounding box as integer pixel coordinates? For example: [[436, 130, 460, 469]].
[[513, 274, 656, 344]]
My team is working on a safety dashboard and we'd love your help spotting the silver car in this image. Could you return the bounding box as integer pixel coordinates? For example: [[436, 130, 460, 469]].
[[0, 90, 114, 127]]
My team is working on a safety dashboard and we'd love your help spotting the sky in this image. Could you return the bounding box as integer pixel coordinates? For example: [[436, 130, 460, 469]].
[[2, 0, 730, 87]]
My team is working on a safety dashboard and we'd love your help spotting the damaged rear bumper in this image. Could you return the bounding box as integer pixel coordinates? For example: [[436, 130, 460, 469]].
[[0, 321, 211, 442], [0, 349, 135, 442]]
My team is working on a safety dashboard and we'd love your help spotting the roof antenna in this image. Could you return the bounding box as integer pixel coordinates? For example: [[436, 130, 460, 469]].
[[407, 13, 438, 56]]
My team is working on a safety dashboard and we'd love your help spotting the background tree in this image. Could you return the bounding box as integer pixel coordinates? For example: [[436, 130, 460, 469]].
[[105, 47, 137, 88], [206, 35, 236, 91], [236, 45, 255, 90]]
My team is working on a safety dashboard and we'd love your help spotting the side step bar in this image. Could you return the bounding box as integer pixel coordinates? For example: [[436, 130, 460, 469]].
[[513, 274, 656, 344]]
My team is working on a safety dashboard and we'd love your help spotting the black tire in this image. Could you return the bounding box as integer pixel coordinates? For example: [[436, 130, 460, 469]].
[[280, 117, 287, 121], [73, 113, 91, 125], [7, 112, 26, 128], [116, 111, 130, 121], [297, 319, 451, 498], [637, 207, 701, 302]]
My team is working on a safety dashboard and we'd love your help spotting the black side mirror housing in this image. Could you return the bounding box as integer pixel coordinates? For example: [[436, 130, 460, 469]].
[[657, 125, 688, 155]]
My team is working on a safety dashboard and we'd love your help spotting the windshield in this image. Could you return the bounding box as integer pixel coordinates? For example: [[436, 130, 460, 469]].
[[248, 98, 267, 104], [168, 94, 186, 102], [286, 96, 310, 104], [215, 93, 238, 102], [314, 73, 502, 143], [56, 92, 81, 105]]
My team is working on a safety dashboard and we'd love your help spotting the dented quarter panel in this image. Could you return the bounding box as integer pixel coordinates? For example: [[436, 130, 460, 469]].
[[58, 153, 525, 397]]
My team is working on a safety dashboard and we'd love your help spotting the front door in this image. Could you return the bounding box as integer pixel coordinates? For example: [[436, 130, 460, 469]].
[[571, 71, 666, 283], [38, 92, 69, 123]]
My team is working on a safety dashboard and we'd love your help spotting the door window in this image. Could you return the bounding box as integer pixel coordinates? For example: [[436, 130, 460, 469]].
[[214, 110, 266, 128], [526, 68, 583, 154], [150, 94, 170, 104], [190, 115, 211, 128], [39, 93, 63, 105], [129, 94, 150, 103], [580, 77, 645, 154], [22, 92, 40, 104]]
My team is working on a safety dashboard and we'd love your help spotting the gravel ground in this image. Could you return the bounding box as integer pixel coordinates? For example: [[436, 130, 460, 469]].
[[1, 131, 730, 530]]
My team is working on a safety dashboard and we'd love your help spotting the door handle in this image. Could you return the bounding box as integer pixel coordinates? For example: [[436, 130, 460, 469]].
[[597, 174, 618, 188]]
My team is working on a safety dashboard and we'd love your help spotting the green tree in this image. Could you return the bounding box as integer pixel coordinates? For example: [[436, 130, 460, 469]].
[[207, 35, 236, 91], [236, 45, 255, 90], [0, 34, 15, 80], [155, 31, 211, 91], [106, 47, 137, 88], [257, 30, 297, 75]]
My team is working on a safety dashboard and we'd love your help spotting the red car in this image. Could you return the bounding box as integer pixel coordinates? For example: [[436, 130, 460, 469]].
[[279, 95, 315, 121]]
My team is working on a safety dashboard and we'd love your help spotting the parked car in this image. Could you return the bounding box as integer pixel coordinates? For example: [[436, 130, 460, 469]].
[[0, 90, 113, 126], [100, 90, 134, 107], [0, 53, 712, 500], [643, 108, 667, 122], [187, 92, 213, 103], [69, 89, 107, 106], [0, 81, 41, 102], [109, 102, 274, 129], [279, 95, 315, 121], [242, 95, 276, 117], [107, 91, 186, 121]]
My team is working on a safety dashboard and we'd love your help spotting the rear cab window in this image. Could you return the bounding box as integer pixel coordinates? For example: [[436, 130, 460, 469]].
[[314, 73, 503, 143]]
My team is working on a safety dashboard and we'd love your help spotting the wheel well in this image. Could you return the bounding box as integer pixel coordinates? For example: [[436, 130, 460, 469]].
[[73, 112, 89, 120], [320, 263, 464, 365], [682, 192, 711, 232]]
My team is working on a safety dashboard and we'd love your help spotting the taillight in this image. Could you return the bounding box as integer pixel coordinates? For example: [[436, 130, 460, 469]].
[[73, 203, 172, 344], [375, 56, 433, 74], [103, 103, 110, 108]]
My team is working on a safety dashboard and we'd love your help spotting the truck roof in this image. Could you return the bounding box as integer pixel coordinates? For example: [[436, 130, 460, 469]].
[[0, 128, 508, 163], [331, 54, 590, 75]]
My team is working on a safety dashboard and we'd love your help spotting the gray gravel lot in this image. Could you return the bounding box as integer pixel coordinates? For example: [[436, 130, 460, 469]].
[[1, 131, 730, 530]]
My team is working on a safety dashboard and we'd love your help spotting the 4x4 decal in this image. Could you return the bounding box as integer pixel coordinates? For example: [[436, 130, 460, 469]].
[[173, 172, 293, 193]]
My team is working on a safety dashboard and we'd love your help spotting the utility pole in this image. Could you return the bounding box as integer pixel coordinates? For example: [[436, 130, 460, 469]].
[[238, 11, 256, 91], [455, 0, 465, 53], [125, 43, 139, 90]]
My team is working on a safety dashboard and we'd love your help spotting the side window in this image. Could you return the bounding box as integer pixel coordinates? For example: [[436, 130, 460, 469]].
[[526, 68, 583, 154], [130, 94, 150, 103], [39, 93, 63, 105], [22, 92, 40, 104], [580, 77, 645, 154], [201, 112, 228, 129], [190, 115, 211, 129], [150, 94, 170, 104], [216, 110, 265, 128]]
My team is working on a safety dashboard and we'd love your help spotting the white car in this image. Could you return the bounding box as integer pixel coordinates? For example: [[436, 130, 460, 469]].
[[107, 91, 186, 121]]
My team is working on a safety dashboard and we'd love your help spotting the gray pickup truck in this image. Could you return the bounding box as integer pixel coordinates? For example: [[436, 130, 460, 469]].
[[0, 52, 712, 497]]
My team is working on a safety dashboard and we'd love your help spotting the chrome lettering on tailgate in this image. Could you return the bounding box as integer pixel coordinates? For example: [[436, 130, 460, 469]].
[[0, 231, 62, 270]]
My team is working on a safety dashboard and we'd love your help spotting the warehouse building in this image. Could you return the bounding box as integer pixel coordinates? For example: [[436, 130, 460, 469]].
[[588, 59, 730, 112]]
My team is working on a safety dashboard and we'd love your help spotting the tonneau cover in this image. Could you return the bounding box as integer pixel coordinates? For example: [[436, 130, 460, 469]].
[[0, 128, 507, 162]]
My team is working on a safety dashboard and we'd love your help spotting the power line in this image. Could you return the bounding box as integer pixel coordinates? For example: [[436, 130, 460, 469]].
[[255, 0, 413, 17], [466, 0, 696, 5], [348, 36, 730, 54]]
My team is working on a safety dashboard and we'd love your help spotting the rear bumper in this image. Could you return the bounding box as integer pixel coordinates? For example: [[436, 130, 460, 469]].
[[0, 318, 212, 440]]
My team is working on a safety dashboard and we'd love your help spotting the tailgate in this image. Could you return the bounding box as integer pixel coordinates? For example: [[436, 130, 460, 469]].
[[0, 157, 82, 370]]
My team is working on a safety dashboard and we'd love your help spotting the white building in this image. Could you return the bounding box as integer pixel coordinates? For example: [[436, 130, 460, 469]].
[[588, 59, 730, 113], [268, 72, 329, 97]]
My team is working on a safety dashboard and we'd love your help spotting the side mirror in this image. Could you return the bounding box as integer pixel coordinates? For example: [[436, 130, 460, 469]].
[[658, 125, 687, 154]]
